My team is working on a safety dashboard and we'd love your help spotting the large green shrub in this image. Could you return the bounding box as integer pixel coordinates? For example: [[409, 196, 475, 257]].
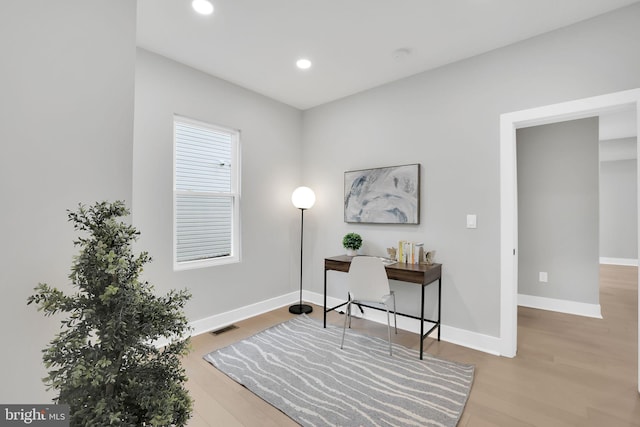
[[28, 201, 192, 426]]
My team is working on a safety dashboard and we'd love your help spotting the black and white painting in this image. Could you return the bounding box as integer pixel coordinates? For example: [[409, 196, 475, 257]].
[[344, 164, 420, 224]]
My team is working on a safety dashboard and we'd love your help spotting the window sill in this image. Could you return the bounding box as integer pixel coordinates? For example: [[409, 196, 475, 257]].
[[174, 255, 240, 271]]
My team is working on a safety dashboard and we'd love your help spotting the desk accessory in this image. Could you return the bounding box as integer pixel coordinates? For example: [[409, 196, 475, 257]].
[[342, 232, 362, 256]]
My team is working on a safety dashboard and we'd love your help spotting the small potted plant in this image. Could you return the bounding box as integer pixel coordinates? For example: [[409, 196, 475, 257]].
[[342, 232, 362, 256]]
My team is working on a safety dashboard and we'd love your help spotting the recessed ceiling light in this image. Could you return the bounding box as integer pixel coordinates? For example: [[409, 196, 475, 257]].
[[392, 48, 412, 60], [192, 0, 214, 15], [296, 58, 312, 70]]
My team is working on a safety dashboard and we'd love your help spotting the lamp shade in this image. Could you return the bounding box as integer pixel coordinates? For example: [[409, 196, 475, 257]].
[[291, 186, 316, 209]]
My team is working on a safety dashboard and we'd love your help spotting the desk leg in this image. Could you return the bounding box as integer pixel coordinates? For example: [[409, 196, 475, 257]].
[[420, 283, 425, 360], [323, 268, 327, 328], [437, 277, 442, 341]]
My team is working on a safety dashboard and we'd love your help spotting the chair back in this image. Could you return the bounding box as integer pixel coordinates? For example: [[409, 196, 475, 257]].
[[347, 256, 390, 302]]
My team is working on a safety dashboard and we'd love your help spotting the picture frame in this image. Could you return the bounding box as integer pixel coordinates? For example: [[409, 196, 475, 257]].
[[344, 164, 420, 224]]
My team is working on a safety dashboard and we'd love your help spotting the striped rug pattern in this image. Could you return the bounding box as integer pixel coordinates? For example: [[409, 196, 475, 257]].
[[204, 315, 474, 427]]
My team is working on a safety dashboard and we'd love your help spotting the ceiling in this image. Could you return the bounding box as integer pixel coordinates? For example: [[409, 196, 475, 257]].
[[137, 0, 640, 110]]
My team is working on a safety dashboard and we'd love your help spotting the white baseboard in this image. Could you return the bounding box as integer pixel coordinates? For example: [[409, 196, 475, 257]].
[[599, 257, 638, 266], [440, 325, 501, 356], [304, 291, 502, 356], [160, 289, 503, 356], [190, 291, 299, 336], [518, 294, 603, 319], [154, 291, 299, 348]]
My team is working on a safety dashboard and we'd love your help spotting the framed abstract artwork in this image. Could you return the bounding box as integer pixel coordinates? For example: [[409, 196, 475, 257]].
[[344, 164, 420, 224]]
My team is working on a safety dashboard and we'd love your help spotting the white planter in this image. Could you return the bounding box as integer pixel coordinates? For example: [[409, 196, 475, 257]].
[[346, 248, 358, 256]]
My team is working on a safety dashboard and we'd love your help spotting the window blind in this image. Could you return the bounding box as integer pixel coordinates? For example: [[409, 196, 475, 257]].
[[175, 121, 235, 263]]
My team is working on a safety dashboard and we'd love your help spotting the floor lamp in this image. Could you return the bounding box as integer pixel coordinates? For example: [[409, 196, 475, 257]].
[[289, 186, 315, 315]]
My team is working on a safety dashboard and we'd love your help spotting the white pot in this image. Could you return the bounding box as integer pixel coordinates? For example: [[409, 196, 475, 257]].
[[346, 248, 358, 256]]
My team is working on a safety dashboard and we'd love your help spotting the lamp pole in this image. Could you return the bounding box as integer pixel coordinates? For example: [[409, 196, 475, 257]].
[[289, 187, 315, 315], [290, 208, 312, 314]]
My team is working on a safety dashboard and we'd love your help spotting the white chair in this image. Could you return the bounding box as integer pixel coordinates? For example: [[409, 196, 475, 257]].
[[340, 256, 397, 356]]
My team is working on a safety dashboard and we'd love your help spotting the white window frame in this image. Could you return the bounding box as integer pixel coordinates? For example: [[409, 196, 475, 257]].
[[173, 115, 241, 270]]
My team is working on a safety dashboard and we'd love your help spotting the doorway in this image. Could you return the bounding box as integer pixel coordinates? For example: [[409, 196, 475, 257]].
[[516, 118, 602, 317], [499, 88, 640, 392]]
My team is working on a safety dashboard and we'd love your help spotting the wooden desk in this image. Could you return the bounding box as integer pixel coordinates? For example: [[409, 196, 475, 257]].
[[324, 255, 442, 359]]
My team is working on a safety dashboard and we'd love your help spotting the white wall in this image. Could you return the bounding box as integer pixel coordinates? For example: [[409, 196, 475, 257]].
[[3, 0, 640, 404], [517, 118, 600, 304], [599, 112, 638, 263], [0, 1, 136, 403], [133, 49, 303, 322], [301, 3, 640, 340], [600, 158, 638, 260]]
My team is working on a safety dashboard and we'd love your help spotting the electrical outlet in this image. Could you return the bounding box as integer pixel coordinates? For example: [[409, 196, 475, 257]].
[[539, 272, 548, 283]]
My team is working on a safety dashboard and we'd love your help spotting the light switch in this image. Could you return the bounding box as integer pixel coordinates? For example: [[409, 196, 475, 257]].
[[466, 214, 477, 229], [539, 272, 548, 283]]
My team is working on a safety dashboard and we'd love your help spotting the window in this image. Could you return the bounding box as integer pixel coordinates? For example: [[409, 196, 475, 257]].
[[174, 116, 240, 269]]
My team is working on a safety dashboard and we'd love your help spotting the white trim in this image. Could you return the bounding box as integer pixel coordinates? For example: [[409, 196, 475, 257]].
[[599, 257, 639, 266], [153, 292, 298, 348], [190, 292, 298, 336], [518, 294, 603, 319], [499, 88, 640, 391], [499, 113, 519, 357], [158, 289, 503, 355], [637, 102, 640, 395], [304, 291, 502, 356], [310, 293, 425, 333], [440, 325, 501, 356], [172, 115, 242, 270]]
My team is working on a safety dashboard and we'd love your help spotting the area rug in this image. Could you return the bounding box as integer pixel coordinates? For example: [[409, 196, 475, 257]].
[[204, 315, 474, 427]]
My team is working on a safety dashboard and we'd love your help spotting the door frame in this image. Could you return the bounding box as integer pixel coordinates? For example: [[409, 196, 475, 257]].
[[499, 88, 640, 391]]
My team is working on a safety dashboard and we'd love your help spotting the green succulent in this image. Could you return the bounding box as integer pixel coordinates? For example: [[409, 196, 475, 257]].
[[342, 233, 363, 250]]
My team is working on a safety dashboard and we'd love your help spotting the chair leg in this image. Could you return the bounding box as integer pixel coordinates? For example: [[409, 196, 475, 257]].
[[392, 292, 398, 334], [348, 299, 353, 326], [385, 306, 392, 356], [340, 300, 350, 350]]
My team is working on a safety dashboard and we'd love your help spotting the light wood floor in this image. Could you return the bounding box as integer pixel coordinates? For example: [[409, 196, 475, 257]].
[[182, 265, 639, 426]]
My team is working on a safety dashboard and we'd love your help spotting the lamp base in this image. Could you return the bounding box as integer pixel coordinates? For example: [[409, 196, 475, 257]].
[[289, 304, 313, 315]]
